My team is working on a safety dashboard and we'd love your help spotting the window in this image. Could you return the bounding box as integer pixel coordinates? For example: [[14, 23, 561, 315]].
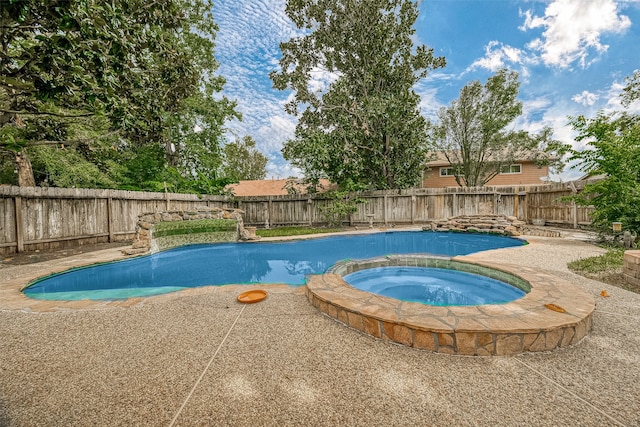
[[499, 164, 522, 174], [440, 167, 463, 177], [440, 167, 455, 177]]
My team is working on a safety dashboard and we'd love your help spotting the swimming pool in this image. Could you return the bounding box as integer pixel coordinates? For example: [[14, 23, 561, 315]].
[[23, 231, 524, 300]]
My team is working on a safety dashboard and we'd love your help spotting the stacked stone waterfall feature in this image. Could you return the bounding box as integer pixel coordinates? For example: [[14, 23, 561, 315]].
[[425, 215, 526, 236], [124, 207, 258, 255]]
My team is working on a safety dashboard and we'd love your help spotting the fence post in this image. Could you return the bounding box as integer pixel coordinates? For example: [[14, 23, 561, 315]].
[[452, 193, 458, 216], [163, 182, 170, 210], [107, 197, 114, 242], [411, 194, 416, 224], [383, 195, 388, 226], [14, 196, 24, 253], [569, 181, 578, 229]]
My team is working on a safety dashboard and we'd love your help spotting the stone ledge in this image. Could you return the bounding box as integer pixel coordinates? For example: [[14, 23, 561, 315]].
[[306, 256, 595, 356], [423, 215, 525, 236]]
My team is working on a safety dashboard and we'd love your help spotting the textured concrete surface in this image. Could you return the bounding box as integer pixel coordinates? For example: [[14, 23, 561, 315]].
[[1, 233, 639, 426]]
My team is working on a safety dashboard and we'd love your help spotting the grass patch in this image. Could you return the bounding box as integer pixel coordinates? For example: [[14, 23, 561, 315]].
[[256, 226, 343, 238], [568, 247, 625, 274], [568, 246, 639, 294], [153, 219, 237, 238]]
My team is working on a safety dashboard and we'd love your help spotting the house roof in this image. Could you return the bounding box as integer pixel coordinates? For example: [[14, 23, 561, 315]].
[[426, 150, 554, 167], [577, 172, 606, 181], [226, 179, 335, 197]]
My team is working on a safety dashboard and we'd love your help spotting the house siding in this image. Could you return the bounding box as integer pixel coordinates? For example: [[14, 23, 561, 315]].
[[422, 162, 550, 188]]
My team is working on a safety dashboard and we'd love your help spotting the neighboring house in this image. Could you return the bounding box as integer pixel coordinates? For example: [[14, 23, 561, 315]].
[[226, 178, 335, 197], [422, 153, 551, 188]]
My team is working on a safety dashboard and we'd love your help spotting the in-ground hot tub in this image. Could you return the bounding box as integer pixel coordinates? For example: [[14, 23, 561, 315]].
[[343, 265, 526, 306], [306, 255, 595, 356]]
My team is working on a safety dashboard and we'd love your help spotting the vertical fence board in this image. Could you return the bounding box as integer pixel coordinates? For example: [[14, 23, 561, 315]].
[[15, 197, 23, 252], [0, 196, 16, 245]]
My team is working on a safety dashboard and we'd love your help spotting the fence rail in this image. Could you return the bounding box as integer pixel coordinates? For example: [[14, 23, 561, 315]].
[[0, 181, 596, 255]]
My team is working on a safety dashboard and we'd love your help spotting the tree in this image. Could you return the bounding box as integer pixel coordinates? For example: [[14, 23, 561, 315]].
[[1, 1, 106, 185], [431, 69, 563, 187], [622, 70, 640, 106], [167, 89, 239, 184], [0, 0, 237, 189], [569, 74, 640, 234], [271, 0, 446, 190], [222, 136, 268, 181]]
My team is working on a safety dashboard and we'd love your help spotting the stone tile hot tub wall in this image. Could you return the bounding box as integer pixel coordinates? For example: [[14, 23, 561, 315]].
[[306, 255, 595, 356], [623, 250, 640, 288]]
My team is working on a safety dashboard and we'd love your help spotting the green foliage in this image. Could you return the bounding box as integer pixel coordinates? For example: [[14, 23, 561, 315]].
[[568, 247, 625, 274], [153, 219, 237, 238], [0, 0, 237, 191], [256, 226, 342, 237], [622, 70, 640, 107], [29, 145, 116, 188], [167, 86, 240, 182], [222, 136, 268, 181], [567, 72, 640, 235], [271, 0, 445, 190], [118, 145, 167, 190], [568, 113, 640, 233], [319, 181, 366, 226], [431, 69, 566, 187], [0, 154, 17, 185]]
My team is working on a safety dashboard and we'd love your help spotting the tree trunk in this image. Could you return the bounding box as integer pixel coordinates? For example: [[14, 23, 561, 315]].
[[15, 149, 36, 187], [383, 134, 393, 188]]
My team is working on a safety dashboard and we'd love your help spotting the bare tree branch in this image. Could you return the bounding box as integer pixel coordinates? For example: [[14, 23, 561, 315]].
[[22, 130, 121, 147], [0, 109, 95, 118]]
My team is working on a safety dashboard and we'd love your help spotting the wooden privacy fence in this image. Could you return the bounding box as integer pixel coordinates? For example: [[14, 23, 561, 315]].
[[235, 182, 593, 228], [0, 186, 227, 255], [0, 181, 595, 255]]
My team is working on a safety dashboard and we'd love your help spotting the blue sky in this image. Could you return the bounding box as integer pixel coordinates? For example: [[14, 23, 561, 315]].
[[213, 0, 640, 181]]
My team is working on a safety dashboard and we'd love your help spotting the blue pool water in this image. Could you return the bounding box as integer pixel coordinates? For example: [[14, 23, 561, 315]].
[[24, 231, 524, 300], [344, 267, 525, 306]]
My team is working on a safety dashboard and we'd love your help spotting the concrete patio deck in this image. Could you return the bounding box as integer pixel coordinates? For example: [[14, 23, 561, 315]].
[[1, 232, 639, 426]]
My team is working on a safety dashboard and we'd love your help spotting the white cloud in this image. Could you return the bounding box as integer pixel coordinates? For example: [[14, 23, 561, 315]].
[[519, 97, 552, 125], [266, 155, 300, 179], [572, 90, 599, 106], [308, 67, 340, 94], [255, 115, 297, 153], [509, 95, 594, 180], [520, 0, 631, 68], [467, 41, 537, 81], [414, 79, 445, 121], [469, 41, 527, 72], [213, 0, 303, 178]]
